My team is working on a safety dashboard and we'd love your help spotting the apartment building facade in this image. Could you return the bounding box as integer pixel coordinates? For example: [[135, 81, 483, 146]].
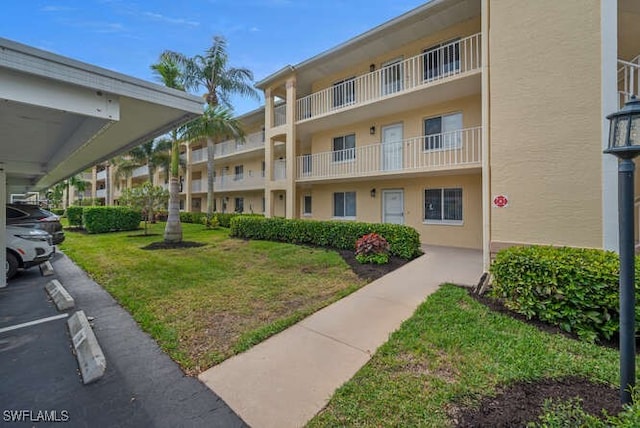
[[75, 0, 638, 270]]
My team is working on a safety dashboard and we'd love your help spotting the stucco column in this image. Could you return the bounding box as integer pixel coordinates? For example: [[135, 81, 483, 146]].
[[91, 166, 97, 199], [285, 77, 296, 219], [264, 88, 274, 218], [185, 143, 192, 211], [481, 0, 491, 271]]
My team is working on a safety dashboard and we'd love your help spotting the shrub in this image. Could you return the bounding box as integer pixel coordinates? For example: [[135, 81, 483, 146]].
[[355, 233, 390, 264], [179, 212, 263, 227], [50, 208, 65, 216], [66, 206, 84, 227], [230, 217, 422, 260], [83, 206, 141, 234], [490, 245, 640, 342]]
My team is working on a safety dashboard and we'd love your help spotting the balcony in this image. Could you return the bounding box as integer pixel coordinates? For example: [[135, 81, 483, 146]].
[[296, 126, 482, 182], [619, 56, 640, 107], [273, 159, 287, 181], [273, 104, 287, 127], [132, 165, 149, 178], [214, 131, 266, 159], [96, 170, 106, 181], [96, 188, 106, 198], [191, 175, 266, 193], [191, 148, 206, 163], [296, 33, 481, 123]]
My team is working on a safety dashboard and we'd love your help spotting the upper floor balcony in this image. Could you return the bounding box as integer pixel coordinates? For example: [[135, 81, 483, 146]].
[[132, 165, 149, 178], [96, 188, 106, 198], [295, 33, 481, 125], [296, 126, 482, 182], [96, 169, 107, 181], [190, 175, 266, 193], [187, 131, 266, 165], [619, 56, 640, 107]]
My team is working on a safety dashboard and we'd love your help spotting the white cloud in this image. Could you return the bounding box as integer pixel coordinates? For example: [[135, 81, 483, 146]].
[[142, 11, 200, 27], [40, 5, 76, 12]]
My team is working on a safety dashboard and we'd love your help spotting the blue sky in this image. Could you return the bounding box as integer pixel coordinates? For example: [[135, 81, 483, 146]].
[[3, 0, 427, 115]]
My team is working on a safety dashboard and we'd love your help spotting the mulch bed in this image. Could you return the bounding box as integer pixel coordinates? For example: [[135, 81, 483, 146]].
[[337, 249, 410, 281], [127, 233, 161, 238], [454, 288, 626, 427], [141, 241, 206, 250]]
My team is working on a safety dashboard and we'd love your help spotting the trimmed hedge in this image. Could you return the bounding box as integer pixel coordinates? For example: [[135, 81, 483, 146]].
[[66, 206, 84, 227], [230, 217, 422, 260], [490, 245, 640, 342], [50, 208, 65, 216], [179, 212, 264, 228], [83, 206, 141, 234]]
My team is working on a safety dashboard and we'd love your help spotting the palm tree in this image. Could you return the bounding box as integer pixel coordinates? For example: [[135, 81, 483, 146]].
[[160, 36, 259, 220], [65, 175, 87, 207], [127, 140, 172, 185], [151, 53, 187, 243], [181, 106, 245, 219]]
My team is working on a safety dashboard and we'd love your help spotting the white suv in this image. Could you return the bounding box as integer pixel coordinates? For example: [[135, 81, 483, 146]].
[[6, 225, 55, 280]]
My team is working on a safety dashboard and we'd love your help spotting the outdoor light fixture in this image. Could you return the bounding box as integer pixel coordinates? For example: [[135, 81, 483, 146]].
[[370, 126, 376, 135], [370, 188, 376, 198], [369, 64, 375, 72], [604, 95, 640, 405]]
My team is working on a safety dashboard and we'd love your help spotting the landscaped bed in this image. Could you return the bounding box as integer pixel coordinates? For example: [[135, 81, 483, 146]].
[[60, 222, 387, 374], [308, 284, 636, 427]]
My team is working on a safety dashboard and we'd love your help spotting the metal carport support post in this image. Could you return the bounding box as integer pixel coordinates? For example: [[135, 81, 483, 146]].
[[1, 164, 6, 288]]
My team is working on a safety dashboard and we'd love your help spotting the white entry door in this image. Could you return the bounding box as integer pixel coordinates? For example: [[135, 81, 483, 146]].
[[383, 190, 404, 224], [382, 123, 403, 171]]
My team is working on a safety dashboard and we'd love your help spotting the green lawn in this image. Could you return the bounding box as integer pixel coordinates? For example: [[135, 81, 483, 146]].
[[308, 285, 627, 427], [60, 222, 365, 374]]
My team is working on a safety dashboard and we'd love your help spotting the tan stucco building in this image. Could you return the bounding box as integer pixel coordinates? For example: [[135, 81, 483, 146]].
[[80, 0, 640, 270]]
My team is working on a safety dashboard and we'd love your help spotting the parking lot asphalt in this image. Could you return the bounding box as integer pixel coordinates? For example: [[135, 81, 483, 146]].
[[0, 252, 248, 428]]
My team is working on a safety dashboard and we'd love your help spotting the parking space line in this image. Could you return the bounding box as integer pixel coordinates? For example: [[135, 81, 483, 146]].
[[0, 313, 69, 334]]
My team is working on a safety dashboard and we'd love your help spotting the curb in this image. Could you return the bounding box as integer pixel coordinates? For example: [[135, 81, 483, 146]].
[[44, 279, 75, 311], [67, 310, 106, 384], [40, 261, 55, 277]]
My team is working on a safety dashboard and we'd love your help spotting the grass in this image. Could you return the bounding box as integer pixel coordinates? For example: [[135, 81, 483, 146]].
[[60, 222, 366, 374], [308, 284, 630, 427]]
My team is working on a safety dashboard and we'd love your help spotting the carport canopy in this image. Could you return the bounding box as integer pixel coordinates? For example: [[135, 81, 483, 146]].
[[0, 37, 204, 287]]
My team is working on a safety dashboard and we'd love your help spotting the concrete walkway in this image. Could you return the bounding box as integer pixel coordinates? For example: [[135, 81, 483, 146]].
[[199, 245, 483, 428]]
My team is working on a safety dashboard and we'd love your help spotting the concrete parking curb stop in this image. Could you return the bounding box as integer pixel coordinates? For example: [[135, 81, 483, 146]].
[[40, 260, 55, 276], [67, 310, 106, 384], [45, 279, 75, 311]]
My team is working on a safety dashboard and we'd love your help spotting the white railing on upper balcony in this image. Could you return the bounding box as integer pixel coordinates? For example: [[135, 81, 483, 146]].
[[214, 131, 266, 158], [273, 159, 287, 180], [191, 148, 207, 163], [296, 33, 481, 122], [96, 189, 106, 198], [274, 104, 287, 127], [132, 165, 149, 178], [619, 57, 640, 107], [296, 126, 482, 181], [191, 175, 266, 192], [96, 170, 107, 181]]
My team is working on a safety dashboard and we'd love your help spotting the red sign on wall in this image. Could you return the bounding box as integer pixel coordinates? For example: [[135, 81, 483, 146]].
[[493, 195, 509, 208]]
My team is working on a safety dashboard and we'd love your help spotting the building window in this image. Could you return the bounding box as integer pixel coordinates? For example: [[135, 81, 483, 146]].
[[423, 38, 460, 80], [333, 192, 356, 218], [424, 112, 463, 150], [332, 77, 355, 108], [234, 165, 244, 180], [333, 134, 356, 162], [381, 58, 403, 95], [424, 188, 463, 224], [303, 195, 312, 216], [235, 197, 244, 213]]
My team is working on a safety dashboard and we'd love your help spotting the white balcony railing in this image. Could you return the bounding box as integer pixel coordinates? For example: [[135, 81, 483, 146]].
[[191, 148, 206, 163], [619, 57, 640, 107], [296, 127, 482, 181], [274, 104, 287, 127], [273, 159, 287, 180], [132, 165, 149, 178], [214, 131, 266, 158], [296, 33, 481, 122], [191, 176, 265, 193], [96, 170, 106, 181], [96, 189, 106, 198]]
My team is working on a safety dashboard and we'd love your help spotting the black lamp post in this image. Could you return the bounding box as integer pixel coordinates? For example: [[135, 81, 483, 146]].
[[604, 95, 640, 405]]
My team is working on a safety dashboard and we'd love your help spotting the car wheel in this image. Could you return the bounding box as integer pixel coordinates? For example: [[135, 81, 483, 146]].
[[6, 252, 18, 280]]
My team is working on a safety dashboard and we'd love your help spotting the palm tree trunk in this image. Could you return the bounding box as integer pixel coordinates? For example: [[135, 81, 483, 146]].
[[164, 139, 182, 243], [206, 137, 215, 219], [65, 180, 70, 208]]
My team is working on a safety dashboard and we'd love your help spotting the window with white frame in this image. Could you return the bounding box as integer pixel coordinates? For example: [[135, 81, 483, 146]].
[[333, 192, 356, 218], [424, 188, 463, 223], [332, 77, 355, 108], [234, 165, 244, 180], [303, 195, 312, 216], [424, 112, 463, 150], [333, 134, 356, 162], [423, 38, 460, 80]]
